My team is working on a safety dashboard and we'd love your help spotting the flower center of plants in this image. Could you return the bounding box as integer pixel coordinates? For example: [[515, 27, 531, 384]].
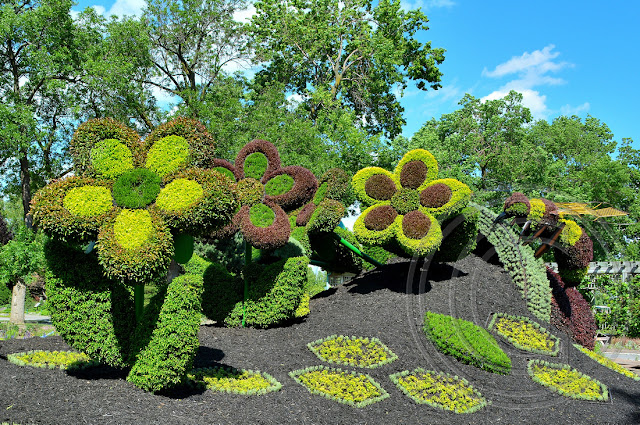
[[237, 178, 264, 206], [363, 205, 397, 231], [391, 188, 420, 215], [399, 160, 427, 189], [420, 183, 452, 208], [113, 168, 161, 209], [249, 203, 275, 227], [364, 174, 396, 201]]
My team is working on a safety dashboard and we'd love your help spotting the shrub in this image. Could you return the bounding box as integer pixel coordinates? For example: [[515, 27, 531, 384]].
[[225, 256, 308, 328], [488, 313, 560, 356], [90, 138, 135, 179], [244, 152, 269, 179], [237, 202, 291, 250], [352, 167, 398, 206], [142, 117, 216, 169], [0, 213, 11, 246], [127, 273, 203, 393], [289, 366, 389, 408], [188, 366, 282, 395], [70, 118, 143, 177], [200, 260, 244, 323], [548, 267, 597, 350], [44, 239, 135, 368], [527, 360, 608, 401], [317, 168, 354, 205], [420, 178, 472, 219], [307, 199, 345, 233], [308, 226, 364, 274], [307, 335, 398, 368], [432, 206, 479, 263], [528, 198, 546, 223], [396, 212, 443, 257], [503, 192, 530, 216], [390, 369, 488, 413], [393, 149, 438, 190], [423, 311, 511, 374]]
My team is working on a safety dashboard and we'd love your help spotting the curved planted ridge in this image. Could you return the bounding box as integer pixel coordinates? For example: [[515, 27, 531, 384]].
[[423, 311, 511, 374]]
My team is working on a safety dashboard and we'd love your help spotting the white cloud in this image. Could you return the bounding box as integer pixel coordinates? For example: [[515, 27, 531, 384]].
[[401, 0, 455, 11], [561, 102, 590, 116], [481, 45, 574, 119], [107, 0, 145, 17], [234, 4, 256, 23]]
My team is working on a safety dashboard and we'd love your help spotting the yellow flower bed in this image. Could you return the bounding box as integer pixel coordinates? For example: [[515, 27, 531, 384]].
[[307, 335, 398, 368], [574, 344, 640, 381], [188, 366, 281, 395], [489, 313, 559, 356], [527, 360, 608, 401], [390, 369, 488, 413], [8, 350, 95, 370], [290, 366, 389, 407]]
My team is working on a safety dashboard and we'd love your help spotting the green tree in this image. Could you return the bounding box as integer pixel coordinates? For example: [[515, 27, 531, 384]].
[[250, 0, 445, 139]]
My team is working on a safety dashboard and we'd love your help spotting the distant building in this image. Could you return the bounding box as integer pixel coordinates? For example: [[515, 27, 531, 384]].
[[327, 271, 356, 287]]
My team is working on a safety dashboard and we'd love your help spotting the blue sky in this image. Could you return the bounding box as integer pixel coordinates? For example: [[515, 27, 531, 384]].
[[72, 0, 639, 149]]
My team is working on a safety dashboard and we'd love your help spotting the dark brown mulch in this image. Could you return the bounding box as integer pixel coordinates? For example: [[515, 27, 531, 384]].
[[1, 254, 639, 425]]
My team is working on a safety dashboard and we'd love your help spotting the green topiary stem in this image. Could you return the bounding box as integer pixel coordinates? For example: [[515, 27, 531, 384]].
[[242, 242, 252, 327], [134, 284, 144, 324], [331, 232, 383, 267]]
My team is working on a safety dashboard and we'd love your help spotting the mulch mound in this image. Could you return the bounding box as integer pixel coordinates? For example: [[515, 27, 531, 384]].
[[1, 254, 639, 425]]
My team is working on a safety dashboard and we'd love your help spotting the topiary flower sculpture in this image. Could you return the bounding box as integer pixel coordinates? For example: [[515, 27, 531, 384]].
[[210, 139, 317, 250], [352, 149, 472, 257], [31, 118, 237, 283]]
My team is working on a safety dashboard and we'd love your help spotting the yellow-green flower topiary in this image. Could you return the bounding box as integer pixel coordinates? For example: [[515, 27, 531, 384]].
[[527, 359, 608, 401], [307, 335, 398, 368], [352, 149, 472, 258]]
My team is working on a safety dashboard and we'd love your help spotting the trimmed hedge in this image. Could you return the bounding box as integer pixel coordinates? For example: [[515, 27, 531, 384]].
[[90, 138, 134, 179], [307, 199, 346, 234], [476, 204, 551, 322], [393, 149, 438, 191], [44, 239, 135, 368], [548, 267, 596, 350], [503, 192, 530, 216], [423, 311, 511, 375], [432, 206, 479, 263], [200, 260, 244, 324], [237, 201, 291, 250], [352, 167, 398, 207], [70, 118, 143, 178], [145, 135, 191, 178], [317, 168, 354, 206], [420, 178, 472, 219], [308, 226, 364, 274], [127, 273, 203, 393]]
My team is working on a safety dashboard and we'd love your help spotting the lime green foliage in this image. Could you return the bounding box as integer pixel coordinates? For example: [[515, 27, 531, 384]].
[[156, 178, 204, 212], [394, 149, 439, 191], [390, 369, 488, 413], [505, 203, 528, 216], [395, 213, 443, 257], [8, 350, 97, 370], [559, 219, 582, 246], [423, 311, 511, 374], [307, 199, 345, 233], [290, 366, 389, 407], [391, 188, 420, 215], [313, 182, 329, 205], [226, 256, 309, 328], [476, 205, 551, 322], [574, 344, 640, 381], [250, 203, 276, 227], [432, 206, 479, 263], [213, 166, 235, 181], [127, 273, 203, 393], [489, 313, 559, 356], [528, 199, 545, 223], [189, 366, 282, 395], [145, 135, 190, 177], [63, 186, 113, 217], [112, 169, 161, 209], [45, 239, 135, 368], [236, 178, 264, 206], [265, 174, 295, 196], [244, 152, 268, 179], [294, 293, 310, 317], [352, 167, 398, 207], [90, 139, 134, 178], [307, 335, 398, 368], [114, 209, 154, 250], [527, 360, 608, 401]]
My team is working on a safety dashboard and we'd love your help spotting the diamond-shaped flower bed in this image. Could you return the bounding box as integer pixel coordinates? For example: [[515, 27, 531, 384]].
[[307, 335, 398, 368], [527, 360, 609, 401], [390, 368, 489, 414], [489, 313, 560, 356], [188, 366, 282, 395], [290, 366, 389, 407], [8, 350, 97, 370], [573, 344, 640, 381]]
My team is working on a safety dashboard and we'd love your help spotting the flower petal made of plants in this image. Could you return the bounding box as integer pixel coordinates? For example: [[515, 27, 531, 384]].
[[90, 139, 135, 179], [145, 135, 191, 178], [353, 203, 398, 246], [63, 186, 114, 217], [352, 167, 399, 207], [234, 139, 281, 181], [156, 178, 204, 212], [393, 149, 439, 191], [113, 209, 155, 250], [264, 166, 318, 211], [419, 178, 472, 219], [395, 211, 443, 257], [237, 200, 291, 250]]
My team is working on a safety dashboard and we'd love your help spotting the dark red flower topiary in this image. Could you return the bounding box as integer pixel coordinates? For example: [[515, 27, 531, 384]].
[[237, 200, 291, 250], [399, 160, 428, 189], [234, 139, 281, 181], [402, 210, 431, 239], [296, 202, 317, 227], [540, 198, 559, 225], [548, 267, 597, 350], [364, 174, 396, 200], [420, 183, 452, 208], [364, 205, 398, 231], [555, 231, 593, 271], [264, 166, 317, 211]]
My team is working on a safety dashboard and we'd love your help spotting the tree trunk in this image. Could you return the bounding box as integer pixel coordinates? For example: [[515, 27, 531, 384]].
[[9, 280, 26, 326], [19, 152, 33, 229]]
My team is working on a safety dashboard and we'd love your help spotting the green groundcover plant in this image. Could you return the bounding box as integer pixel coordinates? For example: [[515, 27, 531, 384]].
[[527, 359, 608, 401], [573, 344, 640, 381], [307, 335, 398, 368], [289, 365, 389, 407], [488, 313, 560, 356], [7, 350, 97, 370], [390, 368, 489, 413], [188, 366, 282, 395], [423, 311, 511, 374]]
